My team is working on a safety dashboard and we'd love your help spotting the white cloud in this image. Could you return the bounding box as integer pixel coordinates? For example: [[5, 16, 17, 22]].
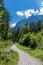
[[34, 10, 39, 15], [24, 10, 32, 18], [38, 1, 43, 15], [16, 11, 24, 16], [16, 9, 35, 19], [39, 7, 43, 15], [30, 9, 35, 14], [24, 9, 35, 18], [10, 22, 17, 27], [40, 7, 43, 13], [16, 2, 43, 19], [16, 9, 39, 19], [41, 1, 43, 7]]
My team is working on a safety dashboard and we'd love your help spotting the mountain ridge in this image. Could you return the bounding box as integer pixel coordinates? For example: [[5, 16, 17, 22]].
[[12, 15, 43, 31]]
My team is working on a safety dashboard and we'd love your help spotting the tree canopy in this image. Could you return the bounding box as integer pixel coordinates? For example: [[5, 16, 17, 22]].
[[0, 0, 10, 40]]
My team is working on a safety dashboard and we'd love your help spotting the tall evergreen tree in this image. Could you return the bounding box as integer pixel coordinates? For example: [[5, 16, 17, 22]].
[[0, 0, 10, 40]]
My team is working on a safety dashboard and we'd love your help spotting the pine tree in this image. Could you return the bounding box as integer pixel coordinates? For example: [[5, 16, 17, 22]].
[[0, 0, 10, 40]]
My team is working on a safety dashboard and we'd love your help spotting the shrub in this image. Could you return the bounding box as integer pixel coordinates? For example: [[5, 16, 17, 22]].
[[19, 33, 30, 47], [30, 33, 40, 49], [37, 31, 43, 50], [19, 33, 40, 49]]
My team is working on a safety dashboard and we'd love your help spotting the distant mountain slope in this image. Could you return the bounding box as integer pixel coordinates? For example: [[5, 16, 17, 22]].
[[12, 15, 43, 31]]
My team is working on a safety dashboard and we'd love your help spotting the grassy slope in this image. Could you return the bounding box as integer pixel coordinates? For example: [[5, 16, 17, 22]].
[[0, 49, 19, 65], [0, 41, 19, 65], [16, 43, 43, 62]]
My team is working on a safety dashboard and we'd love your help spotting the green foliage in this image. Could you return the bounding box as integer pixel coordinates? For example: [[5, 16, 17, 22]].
[[0, 49, 19, 65], [12, 29, 20, 43], [13, 21, 43, 50], [21, 24, 30, 34], [19, 33, 40, 49], [0, 0, 10, 40], [12, 24, 30, 43], [19, 33, 30, 47], [0, 1, 19, 65], [0, 40, 12, 49], [0, 40, 19, 65], [37, 31, 43, 50], [30, 33, 40, 49], [13, 21, 43, 43]]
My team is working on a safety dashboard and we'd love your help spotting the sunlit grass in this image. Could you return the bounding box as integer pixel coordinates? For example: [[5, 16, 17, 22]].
[[0, 49, 19, 65], [0, 41, 19, 65]]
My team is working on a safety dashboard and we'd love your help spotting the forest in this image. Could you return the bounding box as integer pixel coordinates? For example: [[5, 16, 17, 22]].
[[13, 21, 43, 50]]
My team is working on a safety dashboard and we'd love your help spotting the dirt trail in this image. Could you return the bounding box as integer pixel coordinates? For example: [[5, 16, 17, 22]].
[[11, 45, 42, 65]]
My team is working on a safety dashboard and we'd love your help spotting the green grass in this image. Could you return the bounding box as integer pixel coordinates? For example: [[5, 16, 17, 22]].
[[0, 41, 19, 65], [0, 49, 19, 65], [0, 40, 13, 48], [16, 43, 43, 62]]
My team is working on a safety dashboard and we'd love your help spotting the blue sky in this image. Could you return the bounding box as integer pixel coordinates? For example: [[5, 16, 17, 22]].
[[4, 0, 43, 27]]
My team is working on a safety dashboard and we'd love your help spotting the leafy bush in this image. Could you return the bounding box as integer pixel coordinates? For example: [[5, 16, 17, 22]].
[[37, 31, 43, 50], [0, 40, 13, 49], [19, 33, 30, 47], [19, 33, 40, 49], [0, 49, 19, 65], [30, 33, 40, 49]]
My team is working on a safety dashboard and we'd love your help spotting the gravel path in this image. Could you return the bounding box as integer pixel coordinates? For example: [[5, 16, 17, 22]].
[[11, 45, 42, 65]]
